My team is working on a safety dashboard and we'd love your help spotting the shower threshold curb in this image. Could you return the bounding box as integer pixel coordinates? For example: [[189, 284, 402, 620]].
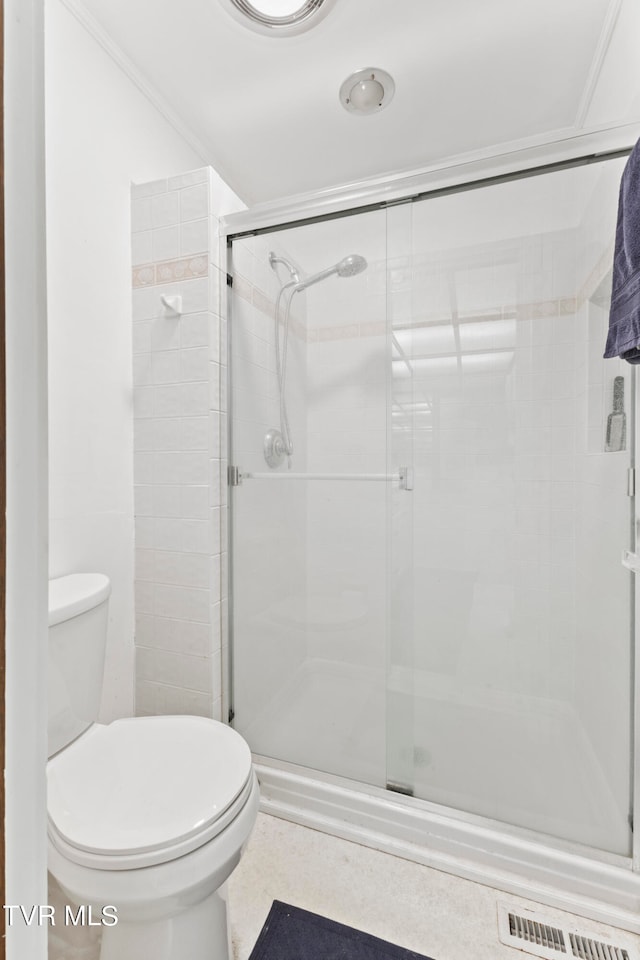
[[254, 758, 640, 935]]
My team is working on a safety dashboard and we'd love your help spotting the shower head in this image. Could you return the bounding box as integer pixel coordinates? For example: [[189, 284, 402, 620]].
[[336, 254, 368, 277], [294, 254, 367, 291]]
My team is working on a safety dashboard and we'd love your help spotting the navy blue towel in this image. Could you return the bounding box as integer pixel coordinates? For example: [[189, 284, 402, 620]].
[[248, 901, 436, 960], [604, 139, 640, 363]]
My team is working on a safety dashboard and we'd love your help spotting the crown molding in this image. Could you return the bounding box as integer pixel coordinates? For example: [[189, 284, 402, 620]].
[[573, 0, 624, 129]]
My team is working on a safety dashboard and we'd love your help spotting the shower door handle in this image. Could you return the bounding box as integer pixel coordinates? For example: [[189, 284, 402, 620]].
[[398, 466, 413, 491]]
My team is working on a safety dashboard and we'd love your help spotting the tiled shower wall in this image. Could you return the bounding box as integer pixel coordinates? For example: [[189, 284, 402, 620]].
[[131, 167, 226, 719]]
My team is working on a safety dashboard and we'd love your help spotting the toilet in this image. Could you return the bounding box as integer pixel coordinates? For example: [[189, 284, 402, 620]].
[[46, 573, 259, 960]]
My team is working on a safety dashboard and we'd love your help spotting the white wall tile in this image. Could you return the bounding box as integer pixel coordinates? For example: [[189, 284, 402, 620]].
[[210, 268, 221, 319], [212, 601, 223, 650], [153, 225, 180, 262], [181, 451, 209, 484], [153, 485, 182, 518], [182, 382, 210, 416], [135, 517, 155, 550], [154, 451, 187, 485], [182, 519, 211, 554], [181, 655, 213, 695], [151, 316, 181, 351], [168, 167, 209, 190], [135, 580, 154, 615], [132, 172, 228, 716], [153, 584, 189, 620], [132, 286, 157, 322], [181, 219, 209, 257], [154, 418, 183, 451], [134, 452, 155, 484], [153, 550, 183, 585], [135, 548, 155, 582], [133, 420, 155, 452], [134, 484, 154, 516], [210, 458, 223, 506], [181, 347, 209, 382], [181, 183, 208, 222], [152, 350, 182, 384], [132, 178, 167, 199], [132, 197, 152, 232], [181, 277, 210, 313], [181, 485, 209, 519], [209, 361, 221, 410], [179, 552, 210, 589], [132, 230, 152, 266], [134, 386, 155, 419], [132, 320, 152, 355], [152, 191, 180, 228], [153, 584, 210, 623], [210, 553, 221, 594], [181, 312, 209, 348], [132, 354, 153, 387], [180, 417, 209, 450], [153, 384, 184, 418], [154, 518, 184, 552]]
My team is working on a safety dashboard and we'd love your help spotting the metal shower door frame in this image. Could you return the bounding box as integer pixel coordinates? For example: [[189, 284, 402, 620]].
[[222, 135, 640, 876]]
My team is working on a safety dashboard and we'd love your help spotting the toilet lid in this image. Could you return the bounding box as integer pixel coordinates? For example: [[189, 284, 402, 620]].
[[47, 716, 252, 857]]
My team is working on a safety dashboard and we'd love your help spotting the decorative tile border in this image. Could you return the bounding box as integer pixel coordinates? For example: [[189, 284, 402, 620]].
[[133, 265, 155, 287], [252, 286, 276, 319], [232, 272, 598, 345], [133, 254, 209, 288], [517, 297, 577, 320]]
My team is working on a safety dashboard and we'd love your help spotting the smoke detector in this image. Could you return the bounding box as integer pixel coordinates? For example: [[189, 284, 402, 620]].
[[340, 68, 395, 115]]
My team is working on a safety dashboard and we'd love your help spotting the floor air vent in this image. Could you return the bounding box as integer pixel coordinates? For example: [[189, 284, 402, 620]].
[[497, 904, 639, 960], [508, 911, 566, 953], [569, 934, 629, 960]]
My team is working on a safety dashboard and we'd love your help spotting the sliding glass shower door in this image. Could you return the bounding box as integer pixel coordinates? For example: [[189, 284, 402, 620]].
[[387, 156, 633, 856], [229, 152, 634, 858]]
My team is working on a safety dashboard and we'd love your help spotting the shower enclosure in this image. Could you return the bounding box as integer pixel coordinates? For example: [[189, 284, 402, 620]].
[[225, 148, 640, 923]]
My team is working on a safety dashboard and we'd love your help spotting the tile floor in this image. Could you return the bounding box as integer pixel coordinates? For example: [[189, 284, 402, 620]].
[[228, 813, 640, 960]]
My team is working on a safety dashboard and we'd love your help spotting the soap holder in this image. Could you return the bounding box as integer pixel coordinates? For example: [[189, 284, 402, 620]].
[[160, 294, 182, 316]]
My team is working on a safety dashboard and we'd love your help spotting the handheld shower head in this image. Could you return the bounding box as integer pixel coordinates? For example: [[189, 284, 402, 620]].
[[294, 254, 367, 291], [336, 254, 368, 278], [266, 250, 368, 469]]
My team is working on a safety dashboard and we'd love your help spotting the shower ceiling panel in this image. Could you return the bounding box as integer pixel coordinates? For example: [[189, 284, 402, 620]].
[[73, 0, 638, 203]]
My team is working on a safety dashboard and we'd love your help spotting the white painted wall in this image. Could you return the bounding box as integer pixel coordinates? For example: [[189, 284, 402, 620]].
[[45, 0, 223, 720], [5, 0, 49, 956]]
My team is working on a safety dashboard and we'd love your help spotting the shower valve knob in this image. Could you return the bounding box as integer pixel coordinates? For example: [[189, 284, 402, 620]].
[[264, 428, 287, 468]]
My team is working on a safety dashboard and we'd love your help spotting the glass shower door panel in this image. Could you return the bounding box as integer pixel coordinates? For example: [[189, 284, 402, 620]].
[[229, 211, 389, 788], [401, 158, 633, 855]]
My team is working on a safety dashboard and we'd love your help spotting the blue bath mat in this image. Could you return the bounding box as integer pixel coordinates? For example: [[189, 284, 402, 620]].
[[248, 900, 436, 960]]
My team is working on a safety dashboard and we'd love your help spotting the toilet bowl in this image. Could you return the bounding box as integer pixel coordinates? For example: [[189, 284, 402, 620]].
[[47, 574, 258, 960]]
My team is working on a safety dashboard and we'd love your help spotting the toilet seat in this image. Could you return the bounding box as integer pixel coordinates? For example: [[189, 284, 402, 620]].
[[47, 715, 253, 870]]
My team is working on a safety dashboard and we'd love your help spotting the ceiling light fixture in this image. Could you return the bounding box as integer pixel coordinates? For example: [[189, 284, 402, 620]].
[[221, 0, 336, 36], [340, 68, 395, 115]]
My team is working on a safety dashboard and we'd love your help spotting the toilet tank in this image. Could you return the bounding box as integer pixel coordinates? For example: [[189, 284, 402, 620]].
[[48, 573, 111, 758]]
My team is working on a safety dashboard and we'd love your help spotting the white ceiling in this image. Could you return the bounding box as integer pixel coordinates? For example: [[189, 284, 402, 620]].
[[70, 0, 640, 205]]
